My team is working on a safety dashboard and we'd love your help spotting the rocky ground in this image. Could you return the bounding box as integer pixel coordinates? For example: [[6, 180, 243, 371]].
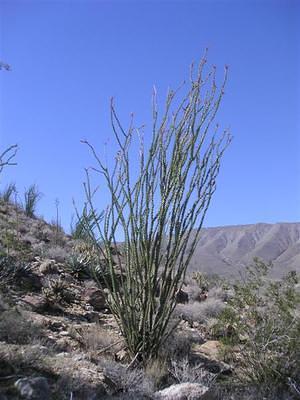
[[0, 201, 298, 400]]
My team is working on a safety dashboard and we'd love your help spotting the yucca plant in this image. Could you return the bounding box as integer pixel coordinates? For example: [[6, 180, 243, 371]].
[[0, 254, 32, 288], [83, 54, 231, 362]]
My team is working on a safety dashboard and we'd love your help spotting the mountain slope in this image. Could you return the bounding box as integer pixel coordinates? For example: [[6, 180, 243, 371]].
[[189, 222, 300, 277]]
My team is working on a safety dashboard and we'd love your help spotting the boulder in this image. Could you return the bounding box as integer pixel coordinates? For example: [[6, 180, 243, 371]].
[[191, 341, 232, 374], [195, 340, 221, 359], [14, 377, 50, 400], [22, 294, 47, 312], [84, 287, 106, 311], [154, 382, 209, 400]]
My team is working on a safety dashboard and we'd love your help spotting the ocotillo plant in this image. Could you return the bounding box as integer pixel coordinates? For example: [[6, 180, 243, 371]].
[[82, 55, 232, 362], [0, 145, 18, 175], [23, 184, 42, 218]]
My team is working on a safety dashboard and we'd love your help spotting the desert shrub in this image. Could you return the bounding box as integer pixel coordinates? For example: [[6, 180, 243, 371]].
[[44, 245, 68, 262], [190, 271, 227, 291], [214, 258, 300, 396], [185, 272, 228, 303], [23, 184, 42, 217], [0, 309, 43, 344], [169, 357, 215, 386], [1, 229, 19, 256], [144, 358, 169, 389], [83, 55, 231, 361], [98, 359, 154, 395], [162, 329, 196, 361], [77, 323, 122, 353], [176, 298, 225, 324], [192, 271, 210, 292], [0, 182, 16, 203]]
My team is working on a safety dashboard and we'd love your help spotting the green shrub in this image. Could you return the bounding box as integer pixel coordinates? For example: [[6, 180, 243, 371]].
[[214, 258, 300, 396]]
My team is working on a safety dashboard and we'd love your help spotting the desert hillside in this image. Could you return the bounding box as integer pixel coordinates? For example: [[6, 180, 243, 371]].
[[189, 222, 300, 277], [0, 201, 299, 399]]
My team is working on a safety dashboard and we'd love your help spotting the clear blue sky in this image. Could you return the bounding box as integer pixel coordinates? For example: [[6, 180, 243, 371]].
[[0, 0, 299, 231]]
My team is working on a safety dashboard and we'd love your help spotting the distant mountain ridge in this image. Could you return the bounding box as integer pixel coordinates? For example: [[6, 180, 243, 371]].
[[189, 222, 300, 278]]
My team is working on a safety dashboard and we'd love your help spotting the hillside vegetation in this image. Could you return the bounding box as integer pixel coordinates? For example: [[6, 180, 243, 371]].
[[0, 199, 299, 399]]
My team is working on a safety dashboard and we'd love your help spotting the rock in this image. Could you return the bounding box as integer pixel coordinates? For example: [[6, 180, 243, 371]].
[[14, 377, 50, 400], [195, 340, 221, 359], [191, 341, 232, 374], [154, 382, 209, 399], [48, 320, 64, 332], [22, 295, 47, 312], [19, 272, 43, 291], [84, 287, 106, 311], [176, 289, 189, 304], [84, 310, 101, 323]]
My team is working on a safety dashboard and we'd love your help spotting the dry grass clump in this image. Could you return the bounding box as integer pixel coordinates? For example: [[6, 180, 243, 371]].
[[98, 358, 155, 396], [176, 298, 225, 324], [169, 357, 215, 386], [144, 358, 169, 389], [43, 245, 69, 263], [78, 323, 123, 354], [162, 329, 195, 361]]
